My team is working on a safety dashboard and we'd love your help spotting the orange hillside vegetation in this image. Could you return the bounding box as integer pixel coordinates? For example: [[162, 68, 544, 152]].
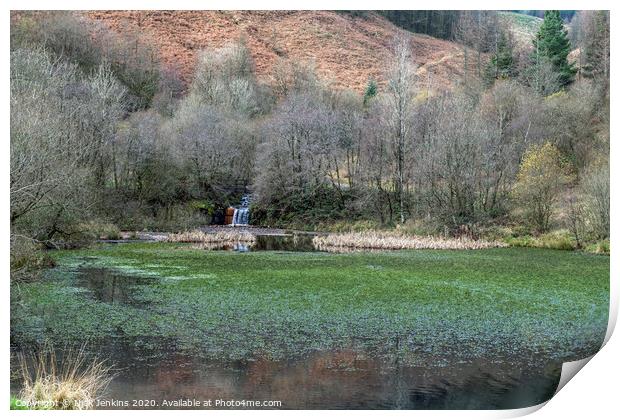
[[85, 10, 482, 94]]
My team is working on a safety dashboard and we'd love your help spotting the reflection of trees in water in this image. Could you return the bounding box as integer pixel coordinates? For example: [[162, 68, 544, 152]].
[[78, 268, 145, 304], [103, 345, 560, 409]]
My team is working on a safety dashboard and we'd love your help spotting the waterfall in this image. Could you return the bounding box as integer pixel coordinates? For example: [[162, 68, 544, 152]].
[[231, 208, 238, 226], [230, 194, 251, 226]]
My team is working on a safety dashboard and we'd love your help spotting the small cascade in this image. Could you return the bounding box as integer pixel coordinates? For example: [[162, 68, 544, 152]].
[[230, 194, 251, 226]]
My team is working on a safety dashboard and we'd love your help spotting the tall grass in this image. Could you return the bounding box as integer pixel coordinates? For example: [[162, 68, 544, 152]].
[[313, 231, 507, 251], [16, 345, 112, 410], [10, 235, 55, 282]]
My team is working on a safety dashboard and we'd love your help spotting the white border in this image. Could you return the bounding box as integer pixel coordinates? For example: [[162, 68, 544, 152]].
[[3, 1, 618, 419]]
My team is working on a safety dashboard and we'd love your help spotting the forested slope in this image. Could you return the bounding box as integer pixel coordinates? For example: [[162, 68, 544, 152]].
[[10, 10, 610, 277]]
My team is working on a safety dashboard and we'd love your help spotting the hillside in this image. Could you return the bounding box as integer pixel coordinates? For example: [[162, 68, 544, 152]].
[[498, 11, 542, 49], [85, 10, 481, 93]]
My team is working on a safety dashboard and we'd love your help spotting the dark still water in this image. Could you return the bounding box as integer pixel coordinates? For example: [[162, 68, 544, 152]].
[[22, 339, 560, 410], [125, 355, 559, 410], [11, 338, 562, 410]]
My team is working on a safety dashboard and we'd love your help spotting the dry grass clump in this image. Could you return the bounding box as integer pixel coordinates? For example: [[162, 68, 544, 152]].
[[167, 230, 257, 245], [313, 231, 507, 251], [17, 345, 112, 410], [10, 235, 55, 282]]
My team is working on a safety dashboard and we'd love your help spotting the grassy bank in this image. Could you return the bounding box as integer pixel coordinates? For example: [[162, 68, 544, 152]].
[[11, 243, 609, 365]]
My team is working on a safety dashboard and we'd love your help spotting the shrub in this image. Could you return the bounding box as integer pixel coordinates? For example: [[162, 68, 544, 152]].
[[580, 161, 610, 239], [478, 225, 517, 242], [584, 240, 610, 255], [316, 220, 382, 233], [10, 236, 55, 282], [75, 221, 121, 241], [396, 218, 444, 237], [512, 142, 574, 233], [537, 230, 576, 250], [506, 229, 576, 250]]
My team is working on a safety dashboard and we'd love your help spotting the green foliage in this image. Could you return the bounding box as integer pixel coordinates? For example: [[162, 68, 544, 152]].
[[9, 11, 609, 245], [188, 199, 215, 214], [485, 31, 515, 85], [506, 230, 576, 251], [532, 10, 576, 89], [363, 79, 378, 106], [584, 240, 610, 255], [252, 183, 359, 231]]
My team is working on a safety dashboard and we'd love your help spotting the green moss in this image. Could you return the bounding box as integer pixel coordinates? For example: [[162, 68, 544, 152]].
[[11, 243, 609, 365]]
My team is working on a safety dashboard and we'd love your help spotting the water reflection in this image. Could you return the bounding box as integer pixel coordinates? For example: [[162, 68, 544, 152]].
[[76, 267, 154, 306], [192, 234, 317, 253], [91, 339, 560, 409]]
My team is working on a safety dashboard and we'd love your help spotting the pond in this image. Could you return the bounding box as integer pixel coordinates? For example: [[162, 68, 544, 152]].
[[10, 243, 609, 409], [13, 335, 561, 409]]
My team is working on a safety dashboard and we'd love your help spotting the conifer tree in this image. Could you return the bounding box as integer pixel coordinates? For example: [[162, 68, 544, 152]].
[[532, 10, 576, 89], [363, 79, 378, 106], [494, 31, 515, 78], [485, 30, 515, 85]]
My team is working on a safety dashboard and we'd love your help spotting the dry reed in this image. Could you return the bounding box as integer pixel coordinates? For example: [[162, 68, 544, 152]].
[[17, 344, 112, 410], [313, 231, 507, 251], [166, 230, 257, 245]]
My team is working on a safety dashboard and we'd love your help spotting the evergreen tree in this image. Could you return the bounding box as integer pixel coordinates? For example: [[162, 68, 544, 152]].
[[363, 79, 378, 106], [484, 31, 515, 85], [532, 10, 576, 88], [495, 32, 515, 78]]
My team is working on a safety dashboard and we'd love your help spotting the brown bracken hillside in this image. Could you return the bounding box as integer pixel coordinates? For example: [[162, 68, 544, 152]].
[[85, 10, 481, 93]]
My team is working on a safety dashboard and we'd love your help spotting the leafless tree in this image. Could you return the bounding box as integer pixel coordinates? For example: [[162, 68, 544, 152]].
[[11, 48, 125, 241], [382, 36, 417, 223]]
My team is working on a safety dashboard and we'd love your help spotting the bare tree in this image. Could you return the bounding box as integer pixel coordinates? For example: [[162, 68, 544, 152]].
[[10, 48, 125, 241], [382, 36, 417, 223]]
